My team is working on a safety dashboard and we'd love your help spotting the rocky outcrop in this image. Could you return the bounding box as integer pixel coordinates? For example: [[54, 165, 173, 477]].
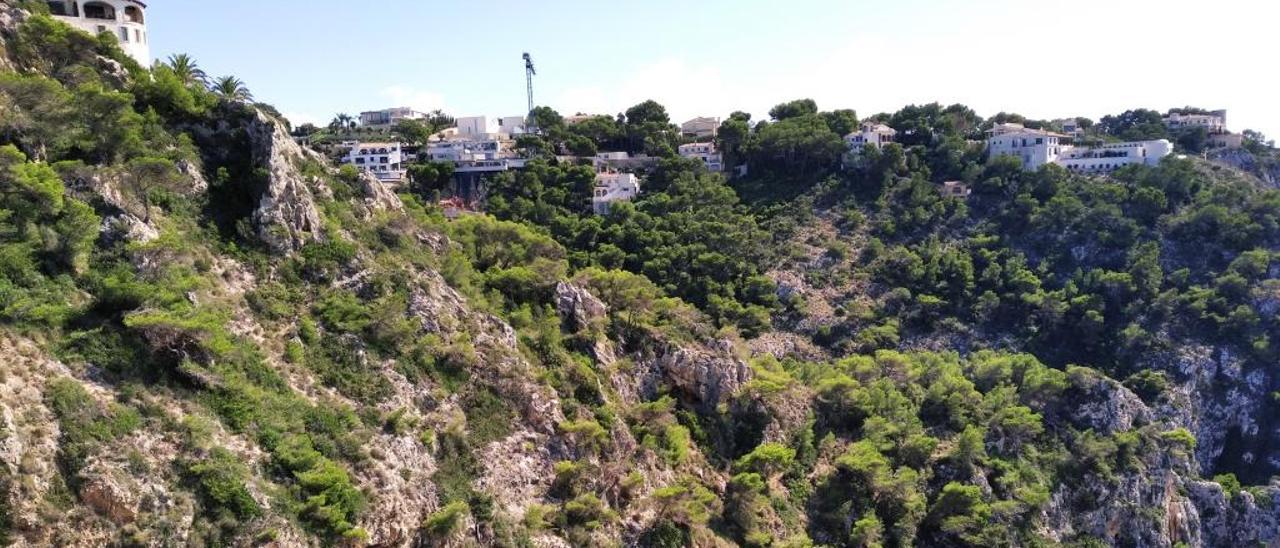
[[1067, 367, 1153, 434], [1210, 147, 1280, 188], [1147, 345, 1268, 474], [1187, 480, 1280, 547], [242, 109, 326, 253], [555, 282, 608, 333], [354, 171, 404, 214], [642, 339, 751, 411]]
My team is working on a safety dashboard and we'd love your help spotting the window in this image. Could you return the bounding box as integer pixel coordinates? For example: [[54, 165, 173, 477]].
[[120, 28, 129, 42]]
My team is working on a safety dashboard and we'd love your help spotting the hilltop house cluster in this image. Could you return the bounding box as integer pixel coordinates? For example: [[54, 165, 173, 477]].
[[338, 106, 1246, 214], [337, 108, 727, 214]]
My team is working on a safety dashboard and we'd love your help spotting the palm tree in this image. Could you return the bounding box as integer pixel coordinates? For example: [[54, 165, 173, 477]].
[[210, 76, 253, 102], [165, 53, 206, 86], [330, 113, 354, 134]]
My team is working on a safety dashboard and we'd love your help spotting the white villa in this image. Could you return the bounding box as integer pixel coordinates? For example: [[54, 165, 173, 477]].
[[987, 126, 1069, 170], [1057, 140, 1173, 173], [342, 142, 406, 182], [987, 125, 1172, 173], [681, 117, 720, 138], [47, 0, 149, 65], [678, 142, 723, 172], [845, 122, 897, 152], [592, 172, 641, 215], [359, 107, 426, 130]]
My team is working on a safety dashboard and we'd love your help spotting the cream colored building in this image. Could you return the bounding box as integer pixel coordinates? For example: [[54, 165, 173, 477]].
[[681, 117, 720, 138], [48, 0, 150, 65]]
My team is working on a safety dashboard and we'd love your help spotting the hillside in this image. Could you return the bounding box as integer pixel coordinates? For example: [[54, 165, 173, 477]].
[[2, 3, 1280, 547]]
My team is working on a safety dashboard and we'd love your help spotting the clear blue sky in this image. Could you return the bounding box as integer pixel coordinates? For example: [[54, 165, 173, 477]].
[[150, 0, 1280, 138]]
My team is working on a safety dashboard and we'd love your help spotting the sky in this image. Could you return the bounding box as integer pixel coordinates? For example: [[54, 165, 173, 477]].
[[149, 0, 1280, 138]]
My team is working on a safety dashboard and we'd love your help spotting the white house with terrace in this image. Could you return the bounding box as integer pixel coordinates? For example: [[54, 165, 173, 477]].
[[592, 172, 641, 215], [359, 107, 426, 130], [47, 0, 150, 65], [678, 142, 723, 172], [1057, 140, 1173, 173], [986, 125, 1172, 173], [845, 122, 897, 152], [341, 142, 406, 182]]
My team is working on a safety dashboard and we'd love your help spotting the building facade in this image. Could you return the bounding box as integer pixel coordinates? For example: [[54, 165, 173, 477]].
[[681, 117, 720, 138], [455, 116, 499, 137], [987, 124, 1172, 173], [678, 142, 723, 172], [48, 0, 150, 65], [341, 142, 406, 182], [499, 116, 527, 136], [845, 122, 898, 152], [1056, 140, 1173, 173], [359, 107, 425, 130], [592, 172, 641, 215], [1164, 110, 1227, 134], [986, 127, 1068, 170]]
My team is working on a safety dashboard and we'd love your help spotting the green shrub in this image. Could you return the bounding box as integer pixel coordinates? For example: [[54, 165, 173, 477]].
[[421, 501, 470, 540], [188, 448, 261, 519], [272, 435, 367, 540]]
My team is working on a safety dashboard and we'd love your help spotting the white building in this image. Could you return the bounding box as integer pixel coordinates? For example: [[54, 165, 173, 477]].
[[681, 117, 720, 138], [342, 142, 406, 182], [592, 172, 641, 215], [1056, 140, 1173, 173], [47, 0, 150, 65], [455, 116, 498, 137], [987, 123, 1173, 173], [590, 151, 661, 173], [1164, 110, 1227, 134], [986, 127, 1069, 170], [845, 122, 897, 152], [499, 116, 527, 136], [424, 137, 503, 163], [359, 107, 425, 130], [678, 142, 723, 172]]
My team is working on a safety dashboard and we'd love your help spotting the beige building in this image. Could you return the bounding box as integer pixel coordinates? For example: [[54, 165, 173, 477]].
[[48, 0, 150, 65], [680, 117, 720, 138]]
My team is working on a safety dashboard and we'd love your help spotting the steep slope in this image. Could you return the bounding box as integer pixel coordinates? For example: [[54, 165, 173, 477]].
[[3, 3, 1280, 547]]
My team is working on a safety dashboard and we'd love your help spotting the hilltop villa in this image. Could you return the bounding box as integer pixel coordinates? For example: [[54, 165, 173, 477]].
[[47, 0, 150, 64], [678, 142, 723, 172], [592, 172, 641, 215], [986, 124, 1171, 172], [359, 107, 426, 130], [681, 117, 720, 138], [341, 142, 406, 182], [845, 122, 897, 152]]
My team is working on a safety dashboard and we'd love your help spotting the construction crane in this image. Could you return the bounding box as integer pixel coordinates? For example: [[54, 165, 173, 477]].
[[522, 52, 536, 116]]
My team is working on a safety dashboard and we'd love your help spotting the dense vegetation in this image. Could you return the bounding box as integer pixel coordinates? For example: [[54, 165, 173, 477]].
[[2, 6, 1279, 547]]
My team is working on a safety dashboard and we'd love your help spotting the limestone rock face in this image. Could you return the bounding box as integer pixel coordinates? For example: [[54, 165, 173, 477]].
[[555, 281, 608, 332], [1067, 368, 1152, 434], [242, 109, 326, 253], [643, 340, 751, 411], [354, 170, 404, 214], [1186, 480, 1280, 547]]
